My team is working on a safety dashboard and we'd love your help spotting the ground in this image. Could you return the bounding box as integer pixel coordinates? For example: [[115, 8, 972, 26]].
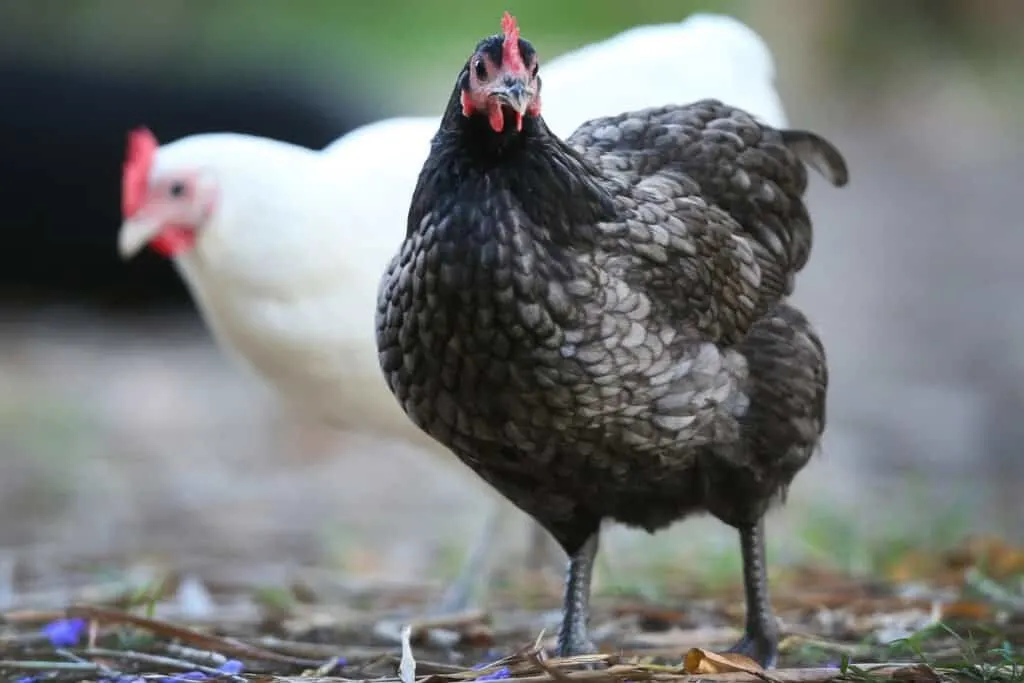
[[2, 540, 1023, 681]]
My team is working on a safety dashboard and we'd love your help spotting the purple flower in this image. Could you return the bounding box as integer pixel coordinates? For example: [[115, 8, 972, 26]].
[[476, 666, 511, 680], [15, 677, 37, 683], [42, 617, 86, 647], [218, 660, 243, 675]]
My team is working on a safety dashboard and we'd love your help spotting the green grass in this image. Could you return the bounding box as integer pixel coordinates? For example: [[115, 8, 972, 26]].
[[581, 492, 977, 602], [837, 623, 1024, 683], [795, 482, 977, 578]]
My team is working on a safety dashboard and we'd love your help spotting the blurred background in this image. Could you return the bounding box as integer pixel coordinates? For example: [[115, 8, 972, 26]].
[[0, 0, 1022, 603]]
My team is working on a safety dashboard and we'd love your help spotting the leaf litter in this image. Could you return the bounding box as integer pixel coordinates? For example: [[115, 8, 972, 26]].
[[0, 535, 1023, 682]]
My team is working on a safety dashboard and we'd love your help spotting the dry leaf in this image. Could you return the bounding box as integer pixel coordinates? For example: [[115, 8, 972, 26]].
[[683, 647, 765, 675], [611, 603, 687, 624], [891, 663, 941, 683], [460, 622, 496, 647], [884, 536, 1024, 587], [972, 536, 1024, 579], [886, 550, 939, 584], [782, 565, 866, 591], [937, 599, 994, 620]]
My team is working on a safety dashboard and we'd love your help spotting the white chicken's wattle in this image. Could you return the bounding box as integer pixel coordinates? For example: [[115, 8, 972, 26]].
[[117, 13, 791, 612]]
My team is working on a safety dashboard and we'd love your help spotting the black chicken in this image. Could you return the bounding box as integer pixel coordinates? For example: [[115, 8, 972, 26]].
[[377, 12, 848, 667]]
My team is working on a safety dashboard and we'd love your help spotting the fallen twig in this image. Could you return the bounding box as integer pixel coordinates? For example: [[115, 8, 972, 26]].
[[0, 659, 101, 672], [57, 645, 121, 679], [246, 635, 393, 660], [63, 604, 323, 667], [83, 646, 247, 682]]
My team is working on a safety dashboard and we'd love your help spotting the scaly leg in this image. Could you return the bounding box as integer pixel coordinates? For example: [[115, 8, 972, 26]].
[[556, 533, 599, 656], [726, 520, 779, 668], [432, 503, 504, 614]]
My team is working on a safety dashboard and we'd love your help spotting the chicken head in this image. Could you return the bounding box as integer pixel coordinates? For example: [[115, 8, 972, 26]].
[[118, 127, 217, 259], [460, 12, 542, 133]]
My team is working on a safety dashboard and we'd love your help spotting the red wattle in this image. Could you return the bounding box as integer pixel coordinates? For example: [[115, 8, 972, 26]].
[[150, 226, 197, 257], [487, 100, 505, 133]]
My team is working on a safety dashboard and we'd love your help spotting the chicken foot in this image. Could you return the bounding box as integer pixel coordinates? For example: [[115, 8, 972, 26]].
[[725, 520, 779, 668], [555, 532, 599, 656]]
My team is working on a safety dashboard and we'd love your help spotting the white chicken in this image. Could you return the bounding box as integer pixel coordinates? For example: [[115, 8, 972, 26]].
[[117, 13, 790, 613]]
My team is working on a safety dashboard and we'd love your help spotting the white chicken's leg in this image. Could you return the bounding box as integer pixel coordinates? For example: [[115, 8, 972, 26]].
[[523, 522, 569, 602], [435, 509, 568, 613], [525, 522, 562, 573], [432, 503, 505, 613]]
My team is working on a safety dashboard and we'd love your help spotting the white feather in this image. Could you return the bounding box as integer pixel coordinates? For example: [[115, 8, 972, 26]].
[[538, 13, 788, 132]]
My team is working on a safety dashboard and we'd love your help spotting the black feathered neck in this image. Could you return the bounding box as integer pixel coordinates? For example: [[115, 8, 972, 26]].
[[410, 61, 615, 240]]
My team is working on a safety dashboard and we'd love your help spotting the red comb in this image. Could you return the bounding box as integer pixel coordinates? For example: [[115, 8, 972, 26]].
[[501, 11, 525, 73], [122, 126, 158, 219]]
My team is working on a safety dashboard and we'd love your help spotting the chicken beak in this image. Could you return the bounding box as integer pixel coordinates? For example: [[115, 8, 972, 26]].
[[491, 79, 532, 116], [117, 216, 163, 259]]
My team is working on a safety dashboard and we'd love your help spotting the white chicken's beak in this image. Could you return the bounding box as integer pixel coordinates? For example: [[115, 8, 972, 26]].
[[117, 217, 163, 259]]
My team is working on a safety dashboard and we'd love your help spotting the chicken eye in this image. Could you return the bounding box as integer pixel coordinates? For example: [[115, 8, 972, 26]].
[[474, 59, 488, 80], [169, 181, 187, 198]]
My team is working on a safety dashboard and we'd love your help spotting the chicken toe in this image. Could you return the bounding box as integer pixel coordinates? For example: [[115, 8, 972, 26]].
[[727, 632, 778, 671]]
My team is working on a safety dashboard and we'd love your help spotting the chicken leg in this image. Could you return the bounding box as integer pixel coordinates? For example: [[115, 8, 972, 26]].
[[432, 504, 504, 614], [556, 533, 599, 656], [726, 520, 779, 668], [526, 523, 562, 573], [524, 523, 567, 599]]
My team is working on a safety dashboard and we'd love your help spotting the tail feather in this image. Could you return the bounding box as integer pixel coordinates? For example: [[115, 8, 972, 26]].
[[781, 129, 849, 188]]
